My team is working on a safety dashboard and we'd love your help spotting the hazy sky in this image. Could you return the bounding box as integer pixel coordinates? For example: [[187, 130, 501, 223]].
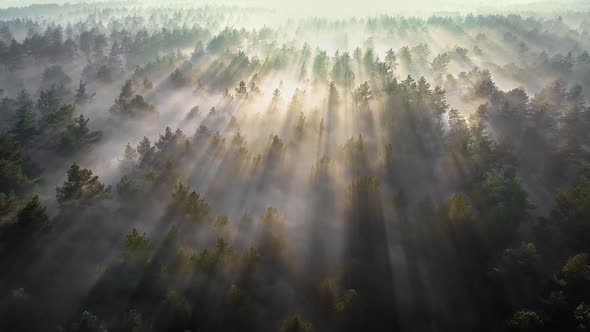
[[247, 0, 581, 15], [1, 0, 588, 15]]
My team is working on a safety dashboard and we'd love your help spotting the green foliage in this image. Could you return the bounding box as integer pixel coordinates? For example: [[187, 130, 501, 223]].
[[554, 167, 590, 251], [74, 80, 95, 105], [124, 309, 145, 332], [446, 192, 474, 225], [317, 278, 357, 316], [155, 127, 187, 154], [136, 137, 155, 167], [10, 104, 37, 144], [269, 134, 284, 157], [385, 48, 397, 70], [343, 135, 367, 173], [310, 155, 333, 184], [37, 85, 64, 116], [331, 52, 354, 86], [121, 143, 138, 170], [474, 174, 528, 241], [346, 176, 380, 204], [41, 65, 72, 88], [562, 254, 590, 282], [17, 194, 48, 227], [171, 182, 211, 222], [44, 103, 75, 132], [191, 237, 237, 272], [312, 50, 329, 81], [227, 283, 244, 305], [411, 43, 430, 65], [72, 311, 108, 332], [432, 52, 451, 74], [0, 192, 19, 222], [294, 112, 306, 142], [494, 243, 539, 281], [58, 114, 102, 154], [575, 303, 590, 331], [505, 310, 543, 331], [0, 134, 23, 162], [398, 46, 412, 65], [328, 81, 339, 106], [56, 163, 111, 205], [352, 81, 372, 107], [3, 9, 590, 332], [161, 290, 191, 320], [0, 159, 25, 190], [280, 315, 312, 332], [116, 175, 139, 204], [169, 68, 189, 87], [254, 207, 290, 270], [11, 288, 29, 303], [447, 108, 471, 153], [109, 80, 156, 117], [123, 228, 153, 267], [0, 134, 30, 192], [235, 80, 249, 98]]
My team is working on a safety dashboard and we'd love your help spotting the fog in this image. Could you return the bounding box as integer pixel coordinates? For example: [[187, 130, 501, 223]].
[[1, 1, 590, 332], [3, 0, 590, 15]]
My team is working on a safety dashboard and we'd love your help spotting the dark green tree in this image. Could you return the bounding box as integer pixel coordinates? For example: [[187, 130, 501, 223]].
[[136, 136, 155, 167], [10, 103, 38, 144], [280, 315, 312, 332], [553, 166, 590, 251], [56, 163, 111, 205]]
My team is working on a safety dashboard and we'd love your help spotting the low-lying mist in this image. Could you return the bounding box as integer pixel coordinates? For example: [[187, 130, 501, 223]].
[[0, 1, 590, 332]]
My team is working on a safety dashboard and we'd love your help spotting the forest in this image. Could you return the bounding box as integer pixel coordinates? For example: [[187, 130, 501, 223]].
[[1, 0, 590, 331]]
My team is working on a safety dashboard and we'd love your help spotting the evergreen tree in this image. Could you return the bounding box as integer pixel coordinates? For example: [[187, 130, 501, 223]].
[[56, 163, 110, 205], [17, 194, 48, 228], [10, 104, 37, 144], [136, 137, 155, 167], [74, 80, 95, 105]]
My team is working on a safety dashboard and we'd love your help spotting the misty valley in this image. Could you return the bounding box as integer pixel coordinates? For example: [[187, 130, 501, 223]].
[[1, 1, 590, 331]]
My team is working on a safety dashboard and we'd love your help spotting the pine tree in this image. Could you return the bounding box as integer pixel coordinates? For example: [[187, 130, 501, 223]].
[[385, 48, 398, 70], [59, 114, 101, 154], [235, 80, 248, 98], [123, 143, 137, 162], [74, 80, 95, 105], [17, 195, 48, 227], [11, 104, 37, 144], [56, 163, 110, 204], [136, 137, 155, 167], [155, 127, 174, 150]]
